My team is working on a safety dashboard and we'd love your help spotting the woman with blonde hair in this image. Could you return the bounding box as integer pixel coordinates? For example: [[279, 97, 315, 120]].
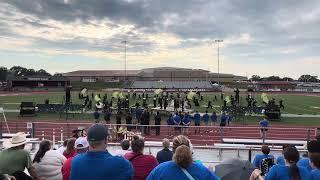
[[147, 135, 220, 180]]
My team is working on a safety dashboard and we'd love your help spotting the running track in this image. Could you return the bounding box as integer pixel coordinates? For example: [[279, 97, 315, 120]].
[[1, 120, 317, 145]]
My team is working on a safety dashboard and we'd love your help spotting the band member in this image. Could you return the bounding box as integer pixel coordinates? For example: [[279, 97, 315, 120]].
[[153, 97, 157, 108], [164, 98, 168, 110], [158, 97, 163, 109], [208, 101, 213, 109], [279, 99, 285, 110], [252, 99, 257, 108], [142, 98, 147, 108]]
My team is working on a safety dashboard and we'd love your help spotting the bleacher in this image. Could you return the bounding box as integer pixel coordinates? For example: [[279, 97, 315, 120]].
[[130, 81, 215, 89]]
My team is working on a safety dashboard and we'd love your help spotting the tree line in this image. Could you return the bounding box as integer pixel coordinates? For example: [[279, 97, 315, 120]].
[[250, 75, 319, 83], [0, 66, 62, 81], [0, 66, 319, 83]]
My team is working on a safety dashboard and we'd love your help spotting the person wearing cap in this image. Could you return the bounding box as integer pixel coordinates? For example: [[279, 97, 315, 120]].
[[70, 123, 133, 180], [0, 132, 44, 180], [62, 137, 89, 180]]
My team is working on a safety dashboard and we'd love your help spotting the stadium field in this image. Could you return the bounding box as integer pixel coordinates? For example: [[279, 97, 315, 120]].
[[0, 91, 319, 115]]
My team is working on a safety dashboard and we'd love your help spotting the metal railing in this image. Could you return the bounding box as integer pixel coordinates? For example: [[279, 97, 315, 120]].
[[1, 121, 317, 146]]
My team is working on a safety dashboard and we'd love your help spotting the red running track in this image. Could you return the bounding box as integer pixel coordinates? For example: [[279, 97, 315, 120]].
[[1, 120, 317, 145]]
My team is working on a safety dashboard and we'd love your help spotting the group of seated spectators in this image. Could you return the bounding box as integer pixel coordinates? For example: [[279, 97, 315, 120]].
[[249, 140, 320, 180], [1, 124, 320, 180]]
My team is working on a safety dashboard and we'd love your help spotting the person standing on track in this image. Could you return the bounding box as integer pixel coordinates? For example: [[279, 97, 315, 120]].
[[193, 111, 201, 134], [259, 116, 269, 138], [210, 112, 217, 126]]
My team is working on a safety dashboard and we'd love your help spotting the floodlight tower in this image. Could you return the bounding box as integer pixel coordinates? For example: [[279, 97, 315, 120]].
[[215, 39, 223, 85], [121, 40, 128, 81]]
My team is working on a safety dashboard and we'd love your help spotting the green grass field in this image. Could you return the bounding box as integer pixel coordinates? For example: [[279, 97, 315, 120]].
[[0, 91, 319, 125], [1, 91, 319, 115]]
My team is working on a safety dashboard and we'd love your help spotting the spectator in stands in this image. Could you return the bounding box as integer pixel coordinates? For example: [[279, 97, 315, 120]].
[[210, 112, 217, 126], [124, 135, 158, 180], [70, 123, 133, 180], [156, 138, 173, 164], [193, 111, 201, 134], [63, 138, 76, 159], [220, 111, 227, 127], [154, 111, 161, 136], [0, 132, 43, 180], [259, 116, 269, 138], [33, 140, 66, 180], [297, 140, 320, 172], [114, 139, 131, 156], [276, 144, 294, 165], [0, 174, 15, 180], [57, 139, 68, 155], [62, 137, 89, 180], [147, 135, 220, 180], [182, 112, 191, 134], [250, 146, 309, 180], [253, 145, 274, 169], [309, 153, 320, 180]]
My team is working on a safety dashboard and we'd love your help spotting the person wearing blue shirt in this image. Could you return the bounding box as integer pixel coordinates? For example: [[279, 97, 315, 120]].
[[147, 135, 220, 180], [298, 140, 320, 172], [193, 111, 201, 134], [259, 117, 269, 138], [173, 112, 182, 134], [210, 112, 217, 126], [70, 124, 133, 180], [182, 112, 191, 134], [250, 146, 309, 180], [167, 114, 174, 136], [276, 155, 285, 166], [277, 145, 294, 166], [202, 111, 210, 126], [135, 107, 143, 124], [309, 153, 320, 180], [252, 145, 274, 169], [220, 112, 227, 127]]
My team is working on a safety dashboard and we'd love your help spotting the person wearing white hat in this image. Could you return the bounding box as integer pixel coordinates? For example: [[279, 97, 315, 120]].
[[61, 137, 89, 180], [0, 132, 43, 180]]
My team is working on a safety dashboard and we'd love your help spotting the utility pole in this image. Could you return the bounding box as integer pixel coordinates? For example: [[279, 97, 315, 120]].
[[215, 39, 223, 85]]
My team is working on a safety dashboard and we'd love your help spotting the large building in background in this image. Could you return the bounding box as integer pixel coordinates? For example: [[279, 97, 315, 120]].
[[63, 67, 247, 83]]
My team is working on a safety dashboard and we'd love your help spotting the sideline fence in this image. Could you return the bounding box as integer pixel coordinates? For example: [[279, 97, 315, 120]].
[[0, 121, 317, 145]]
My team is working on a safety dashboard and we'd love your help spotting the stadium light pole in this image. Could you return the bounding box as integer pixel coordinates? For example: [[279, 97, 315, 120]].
[[215, 39, 223, 85], [121, 40, 128, 81]]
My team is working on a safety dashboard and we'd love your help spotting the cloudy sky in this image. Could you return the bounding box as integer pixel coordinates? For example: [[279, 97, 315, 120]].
[[0, 0, 320, 78]]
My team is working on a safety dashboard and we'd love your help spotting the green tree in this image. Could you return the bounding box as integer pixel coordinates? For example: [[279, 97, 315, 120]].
[[250, 75, 261, 81], [0, 67, 8, 81], [298, 75, 319, 82]]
